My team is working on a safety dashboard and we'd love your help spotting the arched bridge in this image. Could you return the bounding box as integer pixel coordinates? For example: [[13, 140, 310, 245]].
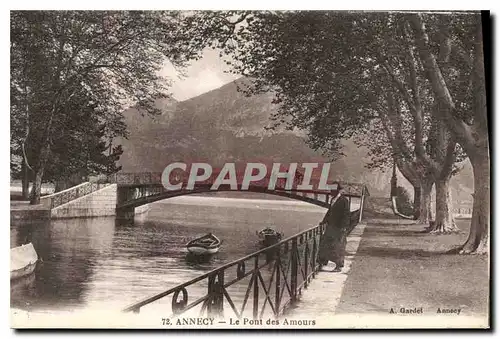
[[108, 172, 369, 219]]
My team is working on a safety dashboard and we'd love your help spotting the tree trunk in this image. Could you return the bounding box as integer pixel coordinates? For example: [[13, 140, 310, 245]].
[[391, 159, 421, 220], [410, 13, 489, 253], [30, 169, 43, 205], [390, 162, 397, 197], [21, 160, 30, 200], [413, 186, 421, 220], [428, 177, 459, 233], [459, 15, 490, 254], [460, 151, 489, 254], [30, 141, 51, 205], [417, 180, 433, 224]]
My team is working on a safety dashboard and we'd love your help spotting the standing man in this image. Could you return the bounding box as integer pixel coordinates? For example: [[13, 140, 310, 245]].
[[318, 184, 351, 272]]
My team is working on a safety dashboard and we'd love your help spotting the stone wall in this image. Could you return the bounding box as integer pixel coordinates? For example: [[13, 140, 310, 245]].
[[134, 204, 150, 215], [51, 184, 118, 219]]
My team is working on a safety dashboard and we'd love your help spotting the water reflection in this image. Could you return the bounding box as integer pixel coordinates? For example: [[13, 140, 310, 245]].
[[11, 196, 331, 312], [185, 253, 217, 267]]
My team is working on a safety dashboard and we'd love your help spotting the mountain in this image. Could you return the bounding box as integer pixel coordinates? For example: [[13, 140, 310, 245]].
[[117, 79, 324, 171], [116, 78, 474, 206]]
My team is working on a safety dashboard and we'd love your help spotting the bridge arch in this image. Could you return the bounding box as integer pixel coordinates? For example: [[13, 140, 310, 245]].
[[111, 172, 368, 220], [116, 185, 335, 212]]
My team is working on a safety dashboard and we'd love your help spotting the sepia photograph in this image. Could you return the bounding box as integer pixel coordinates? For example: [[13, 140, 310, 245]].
[[9, 8, 490, 329]]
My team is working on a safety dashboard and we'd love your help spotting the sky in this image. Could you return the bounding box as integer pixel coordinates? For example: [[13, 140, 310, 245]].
[[160, 48, 240, 101]]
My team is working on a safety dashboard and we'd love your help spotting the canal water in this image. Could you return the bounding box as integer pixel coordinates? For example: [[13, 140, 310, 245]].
[[11, 195, 359, 314]]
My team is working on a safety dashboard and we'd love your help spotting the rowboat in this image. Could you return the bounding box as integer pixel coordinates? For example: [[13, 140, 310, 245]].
[[257, 227, 283, 247], [186, 233, 222, 255], [11, 243, 38, 280]]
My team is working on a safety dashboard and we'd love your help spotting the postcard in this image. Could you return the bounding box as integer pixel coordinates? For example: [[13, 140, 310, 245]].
[[10, 9, 490, 329]]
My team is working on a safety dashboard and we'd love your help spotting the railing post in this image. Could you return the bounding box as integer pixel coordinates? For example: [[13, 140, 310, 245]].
[[275, 255, 281, 318], [253, 256, 259, 320], [212, 271, 224, 318], [207, 274, 215, 317], [304, 238, 309, 288], [290, 238, 298, 303], [358, 187, 365, 223], [312, 229, 318, 274]]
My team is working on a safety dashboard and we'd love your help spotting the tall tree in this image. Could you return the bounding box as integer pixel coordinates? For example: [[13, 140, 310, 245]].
[[187, 11, 479, 241], [10, 11, 204, 203], [43, 94, 125, 191], [369, 16, 467, 229], [194, 11, 461, 225], [408, 13, 489, 253]]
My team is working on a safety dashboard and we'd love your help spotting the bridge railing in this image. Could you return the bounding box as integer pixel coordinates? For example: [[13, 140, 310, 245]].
[[112, 171, 369, 210], [123, 223, 326, 319], [452, 207, 473, 216], [108, 172, 367, 191], [41, 182, 110, 209], [108, 172, 162, 185]]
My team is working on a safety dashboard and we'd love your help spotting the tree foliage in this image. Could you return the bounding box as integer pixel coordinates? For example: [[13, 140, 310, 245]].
[[10, 10, 206, 200], [188, 10, 484, 239], [188, 11, 468, 168]]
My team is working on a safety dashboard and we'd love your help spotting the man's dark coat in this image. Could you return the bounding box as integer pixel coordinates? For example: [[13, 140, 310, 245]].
[[318, 194, 350, 266]]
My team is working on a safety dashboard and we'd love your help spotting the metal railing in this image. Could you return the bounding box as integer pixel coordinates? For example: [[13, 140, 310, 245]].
[[452, 207, 473, 215], [108, 172, 162, 185], [43, 182, 110, 209], [108, 172, 369, 192], [117, 184, 365, 209], [111, 172, 368, 211], [123, 223, 327, 319]]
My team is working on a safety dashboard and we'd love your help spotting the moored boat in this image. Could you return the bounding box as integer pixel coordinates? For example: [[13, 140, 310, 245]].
[[257, 227, 283, 247], [186, 233, 222, 255], [11, 243, 38, 280]]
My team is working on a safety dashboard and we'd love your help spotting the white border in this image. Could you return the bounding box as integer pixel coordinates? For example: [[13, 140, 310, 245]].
[[2, 3, 497, 339]]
